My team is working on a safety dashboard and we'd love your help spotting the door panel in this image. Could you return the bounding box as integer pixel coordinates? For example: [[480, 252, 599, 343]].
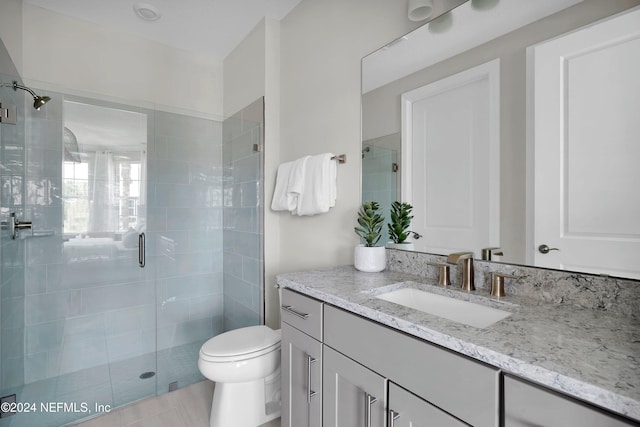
[[281, 322, 322, 427], [402, 59, 500, 255], [529, 7, 640, 278]]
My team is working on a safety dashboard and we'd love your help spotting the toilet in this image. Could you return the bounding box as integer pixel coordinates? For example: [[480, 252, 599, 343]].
[[198, 325, 282, 427]]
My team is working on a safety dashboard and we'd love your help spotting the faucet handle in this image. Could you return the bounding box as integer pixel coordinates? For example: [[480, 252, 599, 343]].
[[426, 262, 450, 287], [490, 272, 520, 298], [481, 247, 504, 261]]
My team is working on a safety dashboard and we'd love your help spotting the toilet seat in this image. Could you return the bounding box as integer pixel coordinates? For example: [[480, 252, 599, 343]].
[[200, 325, 281, 362]]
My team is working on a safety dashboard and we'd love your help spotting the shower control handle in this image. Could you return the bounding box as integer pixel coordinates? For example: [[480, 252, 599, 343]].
[[7, 212, 32, 239]]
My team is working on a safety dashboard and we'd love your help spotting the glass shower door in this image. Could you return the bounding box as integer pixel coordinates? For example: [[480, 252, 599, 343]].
[[361, 142, 399, 245], [58, 98, 155, 410], [0, 92, 156, 427]]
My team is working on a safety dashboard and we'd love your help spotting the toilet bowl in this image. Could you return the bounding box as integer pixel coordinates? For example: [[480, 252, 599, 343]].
[[198, 325, 281, 427]]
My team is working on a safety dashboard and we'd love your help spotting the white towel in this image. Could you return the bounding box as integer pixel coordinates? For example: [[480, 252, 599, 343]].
[[287, 156, 309, 209], [271, 161, 294, 211], [329, 156, 337, 208], [296, 153, 336, 216], [271, 156, 309, 212]]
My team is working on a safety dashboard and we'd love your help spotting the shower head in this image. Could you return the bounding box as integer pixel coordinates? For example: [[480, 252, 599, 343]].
[[33, 94, 51, 110], [1, 81, 51, 110]]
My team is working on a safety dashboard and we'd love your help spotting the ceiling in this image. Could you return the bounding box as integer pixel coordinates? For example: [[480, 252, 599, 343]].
[[23, 0, 302, 60], [362, 0, 583, 93]]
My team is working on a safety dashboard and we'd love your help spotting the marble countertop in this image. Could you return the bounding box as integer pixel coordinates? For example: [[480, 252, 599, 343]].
[[276, 266, 640, 422]]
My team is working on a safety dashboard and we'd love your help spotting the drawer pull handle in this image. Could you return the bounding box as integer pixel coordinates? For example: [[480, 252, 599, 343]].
[[282, 305, 310, 319], [307, 355, 317, 404], [364, 393, 377, 427], [388, 409, 400, 427]]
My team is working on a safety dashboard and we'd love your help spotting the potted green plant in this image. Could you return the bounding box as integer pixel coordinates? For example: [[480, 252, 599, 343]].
[[387, 201, 421, 250], [354, 201, 386, 272]]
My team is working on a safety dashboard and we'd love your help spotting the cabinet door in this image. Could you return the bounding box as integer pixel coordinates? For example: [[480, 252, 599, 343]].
[[504, 375, 637, 427], [323, 346, 386, 427], [281, 322, 322, 427], [388, 382, 467, 427]]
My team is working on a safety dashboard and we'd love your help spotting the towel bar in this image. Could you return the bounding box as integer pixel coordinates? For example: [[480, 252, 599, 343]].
[[331, 154, 346, 164]]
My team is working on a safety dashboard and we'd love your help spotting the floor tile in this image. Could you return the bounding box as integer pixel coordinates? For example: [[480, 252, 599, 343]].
[[72, 380, 281, 427]]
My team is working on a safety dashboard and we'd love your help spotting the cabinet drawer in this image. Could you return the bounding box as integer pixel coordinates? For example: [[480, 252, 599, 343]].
[[281, 288, 323, 341], [324, 305, 499, 427], [504, 375, 637, 426]]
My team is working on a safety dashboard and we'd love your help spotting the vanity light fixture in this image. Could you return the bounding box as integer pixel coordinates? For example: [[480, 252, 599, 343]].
[[428, 11, 454, 33], [408, 0, 434, 21], [133, 2, 162, 22], [471, 0, 500, 11]]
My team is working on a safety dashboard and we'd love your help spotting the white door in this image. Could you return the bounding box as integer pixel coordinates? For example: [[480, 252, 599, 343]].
[[528, 7, 640, 278], [401, 60, 500, 256]]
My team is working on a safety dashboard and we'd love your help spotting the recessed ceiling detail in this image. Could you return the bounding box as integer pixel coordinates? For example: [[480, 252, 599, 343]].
[[133, 2, 162, 22]]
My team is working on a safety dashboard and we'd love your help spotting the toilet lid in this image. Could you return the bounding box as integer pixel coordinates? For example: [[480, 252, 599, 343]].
[[200, 325, 281, 359]]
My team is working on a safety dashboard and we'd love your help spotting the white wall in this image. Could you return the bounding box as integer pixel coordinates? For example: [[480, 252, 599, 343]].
[[276, 0, 421, 273], [0, 0, 23, 74], [21, 3, 222, 118]]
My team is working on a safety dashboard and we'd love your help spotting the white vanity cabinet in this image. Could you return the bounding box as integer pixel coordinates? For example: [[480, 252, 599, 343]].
[[281, 289, 324, 427], [504, 375, 638, 427], [322, 346, 386, 427]]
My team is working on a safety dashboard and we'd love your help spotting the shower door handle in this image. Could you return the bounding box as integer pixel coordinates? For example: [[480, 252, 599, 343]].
[[138, 232, 145, 268]]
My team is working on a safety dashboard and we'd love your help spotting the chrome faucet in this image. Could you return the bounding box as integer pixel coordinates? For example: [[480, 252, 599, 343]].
[[446, 252, 475, 291]]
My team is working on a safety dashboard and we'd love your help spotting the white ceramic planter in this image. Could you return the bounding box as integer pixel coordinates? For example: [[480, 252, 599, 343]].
[[354, 245, 386, 272], [386, 242, 415, 251]]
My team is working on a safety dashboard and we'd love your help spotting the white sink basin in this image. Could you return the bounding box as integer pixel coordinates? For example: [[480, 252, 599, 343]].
[[375, 287, 512, 328]]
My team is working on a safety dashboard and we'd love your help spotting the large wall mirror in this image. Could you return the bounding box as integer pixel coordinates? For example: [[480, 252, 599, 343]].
[[361, 0, 640, 279]]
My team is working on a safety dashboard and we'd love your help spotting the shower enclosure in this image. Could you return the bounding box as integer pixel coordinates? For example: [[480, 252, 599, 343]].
[[361, 136, 400, 245], [0, 38, 264, 426]]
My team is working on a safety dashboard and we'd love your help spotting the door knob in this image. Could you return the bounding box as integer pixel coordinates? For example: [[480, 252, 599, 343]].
[[538, 244, 559, 254]]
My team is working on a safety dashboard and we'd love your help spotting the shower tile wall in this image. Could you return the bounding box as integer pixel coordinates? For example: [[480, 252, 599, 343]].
[[21, 89, 65, 387], [1, 73, 27, 392], [150, 111, 224, 394], [222, 98, 264, 330], [0, 90, 224, 426]]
